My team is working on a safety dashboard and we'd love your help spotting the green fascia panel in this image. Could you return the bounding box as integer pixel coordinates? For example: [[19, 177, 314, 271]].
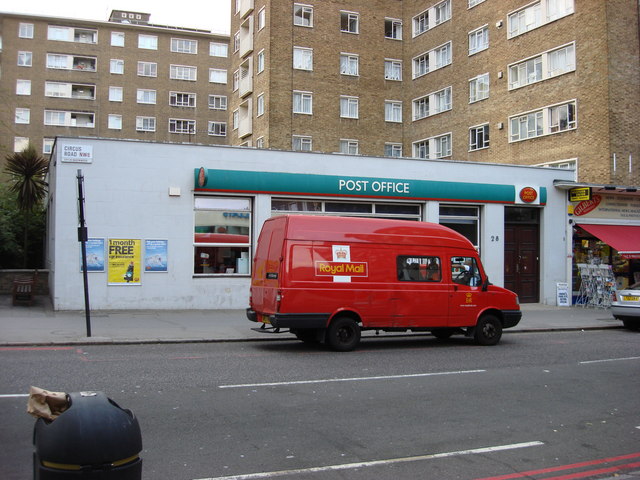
[[195, 169, 523, 204]]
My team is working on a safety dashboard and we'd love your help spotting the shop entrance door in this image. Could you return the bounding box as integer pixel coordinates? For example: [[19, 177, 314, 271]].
[[505, 209, 540, 303]]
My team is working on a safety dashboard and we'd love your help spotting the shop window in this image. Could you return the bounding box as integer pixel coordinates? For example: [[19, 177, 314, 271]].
[[194, 197, 251, 275], [440, 205, 480, 248]]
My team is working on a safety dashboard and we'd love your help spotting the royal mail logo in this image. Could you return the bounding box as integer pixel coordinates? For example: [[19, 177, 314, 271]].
[[315, 261, 368, 277], [519, 187, 538, 203], [573, 195, 602, 216]]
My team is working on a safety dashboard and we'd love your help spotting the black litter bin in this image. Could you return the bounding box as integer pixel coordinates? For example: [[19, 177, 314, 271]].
[[33, 391, 142, 479]]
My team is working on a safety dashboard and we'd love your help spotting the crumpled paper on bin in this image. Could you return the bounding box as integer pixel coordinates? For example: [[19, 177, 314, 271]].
[[27, 386, 69, 420]]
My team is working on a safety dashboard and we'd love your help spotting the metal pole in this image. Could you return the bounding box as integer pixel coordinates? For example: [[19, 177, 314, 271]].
[[77, 170, 91, 337]]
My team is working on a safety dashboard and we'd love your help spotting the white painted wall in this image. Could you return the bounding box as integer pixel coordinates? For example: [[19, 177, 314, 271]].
[[48, 138, 574, 310]]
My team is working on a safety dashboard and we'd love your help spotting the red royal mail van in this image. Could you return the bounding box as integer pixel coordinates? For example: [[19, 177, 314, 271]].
[[246, 215, 521, 351]]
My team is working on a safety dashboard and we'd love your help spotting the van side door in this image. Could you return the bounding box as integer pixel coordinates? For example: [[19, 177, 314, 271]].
[[392, 255, 449, 327], [448, 255, 484, 327]]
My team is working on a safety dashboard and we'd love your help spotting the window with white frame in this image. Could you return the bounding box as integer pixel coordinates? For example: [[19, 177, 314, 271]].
[[44, 110, 94, 127], [110, 59, 124, 74], [108, 114, 122, 130], [412, 42, 451, 78], [170, 91, 196, 107], [385, 101, 402, 122], [509, 100, 576, 142], [385, 143, 403, 158], [208, 95, 227, 110], [469, 73, 489, 102], [208, 121, 227, 136], [209, 68, 227, 84], [111, 32, 125, 47], [16, 79, 31, 95], [233, 32, 240, 52], [469, 124, 489, 150], [385, 18, 402, 39], [19, 23, 34, 38], [43, 138, 55, 154], [469, 26, 489, 55], [109, 86, 123, 102], [293, 135, 312, 151], [340, 53, 359, 76], [469, 0, 487, 7], [293, 91, 312, 114], [18, 51, 32, 67], [258, 7, 266, 30], [509, 43, 575, 89], [340, 139, 359, 155], [15, 108, 30, 124], [46, 54, 96, 71], [193, 196, 252, 275], [48, 26, 97, 43], [254, 94, 263, 116], [384, 59, 402, 81], [413, 0, 451, 37], [294, 4, 313, 27], [508, 0, 574, 38], [14, 137, 29, 153], [210, 42, 228, 57], [413, 133, 452, 159], [136, 116, 156, 132], [137, 61, 157, 77], [171, 65, 197, 81], [412, 86, 451, 120], [257, 50, 265, 73], [137, 89, 156, 104], [171, 38, 197, 54], [340, 96, 359, 119], [341, 11, 359, 33], [138, 34, 158, 49], [232, 70, 239, 91], [169, 118, 196, 134], [294, 47, 313, 70], [256, 137, 265, 148]]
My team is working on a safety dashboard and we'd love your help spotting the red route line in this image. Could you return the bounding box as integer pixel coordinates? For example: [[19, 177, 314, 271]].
[[544, 461, 640, 480], [0, 346, 75, 351], [474, 452, 640, 480]]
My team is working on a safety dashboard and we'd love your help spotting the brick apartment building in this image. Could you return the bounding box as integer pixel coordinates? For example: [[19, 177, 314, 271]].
[[0, 9, 230, 169], [229, 0, 640, 185]]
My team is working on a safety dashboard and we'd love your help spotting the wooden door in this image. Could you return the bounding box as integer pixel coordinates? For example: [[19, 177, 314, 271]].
[[504, 224, 540, 303]]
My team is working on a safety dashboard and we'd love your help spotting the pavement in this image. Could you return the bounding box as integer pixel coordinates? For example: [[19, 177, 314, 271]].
[[0, 294, 625, 346]]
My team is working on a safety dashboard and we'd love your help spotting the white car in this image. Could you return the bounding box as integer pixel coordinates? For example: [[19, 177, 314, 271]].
[[611, 282, 640, 330]]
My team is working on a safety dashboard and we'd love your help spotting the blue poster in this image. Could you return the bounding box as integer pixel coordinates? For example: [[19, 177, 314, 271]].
[[144, 239, 168, 272], [81, 238, 105, 272]]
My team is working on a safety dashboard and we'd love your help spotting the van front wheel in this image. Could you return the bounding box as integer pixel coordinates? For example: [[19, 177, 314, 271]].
[[326, 316, 361, 352], [474, 314, 502, 346]]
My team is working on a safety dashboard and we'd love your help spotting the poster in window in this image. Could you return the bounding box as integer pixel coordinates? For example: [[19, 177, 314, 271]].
[[108, 239, 141, 285], [80, 238, 105, 272], [144, 239, 168, 272]]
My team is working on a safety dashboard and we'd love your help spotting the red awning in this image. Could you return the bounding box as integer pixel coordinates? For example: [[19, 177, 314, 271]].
[[578, 224, 640, 259]]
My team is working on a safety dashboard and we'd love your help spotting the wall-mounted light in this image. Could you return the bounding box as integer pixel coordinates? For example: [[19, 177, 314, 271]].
[[496, 20, 503, 28], [169, 187, 181, 196]]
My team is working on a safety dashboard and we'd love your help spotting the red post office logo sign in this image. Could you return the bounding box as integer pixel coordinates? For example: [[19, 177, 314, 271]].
[[315, 261, 368, 277], [519, 187, 538, 203]]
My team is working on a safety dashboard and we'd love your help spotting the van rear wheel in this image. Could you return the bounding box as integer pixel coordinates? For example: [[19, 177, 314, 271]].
[[326, 316, 361, 352], [474, 314, 502, 346]]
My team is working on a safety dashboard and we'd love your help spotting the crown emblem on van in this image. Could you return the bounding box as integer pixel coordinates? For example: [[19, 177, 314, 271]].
[[335, 249, 348, 259]]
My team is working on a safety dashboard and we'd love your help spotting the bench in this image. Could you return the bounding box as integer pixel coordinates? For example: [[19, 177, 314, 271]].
[[12, 270, 38, 306]]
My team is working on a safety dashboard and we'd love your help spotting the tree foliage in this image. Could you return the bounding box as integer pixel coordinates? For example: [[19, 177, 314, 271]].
[[2, 145, 49, 268]]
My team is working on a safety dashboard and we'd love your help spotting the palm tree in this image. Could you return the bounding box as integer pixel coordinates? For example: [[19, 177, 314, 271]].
[[4, 144, 49, 268]]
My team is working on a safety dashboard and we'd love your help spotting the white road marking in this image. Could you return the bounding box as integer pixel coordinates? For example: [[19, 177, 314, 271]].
[[218, 369, 486, 389], [579, 356, 640, 364], [192, 441, 544, 480], [0, 394, 29, 398]]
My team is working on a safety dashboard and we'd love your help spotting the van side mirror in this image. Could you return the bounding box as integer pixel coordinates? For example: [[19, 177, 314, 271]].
[[482, 277, 490, 292]]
